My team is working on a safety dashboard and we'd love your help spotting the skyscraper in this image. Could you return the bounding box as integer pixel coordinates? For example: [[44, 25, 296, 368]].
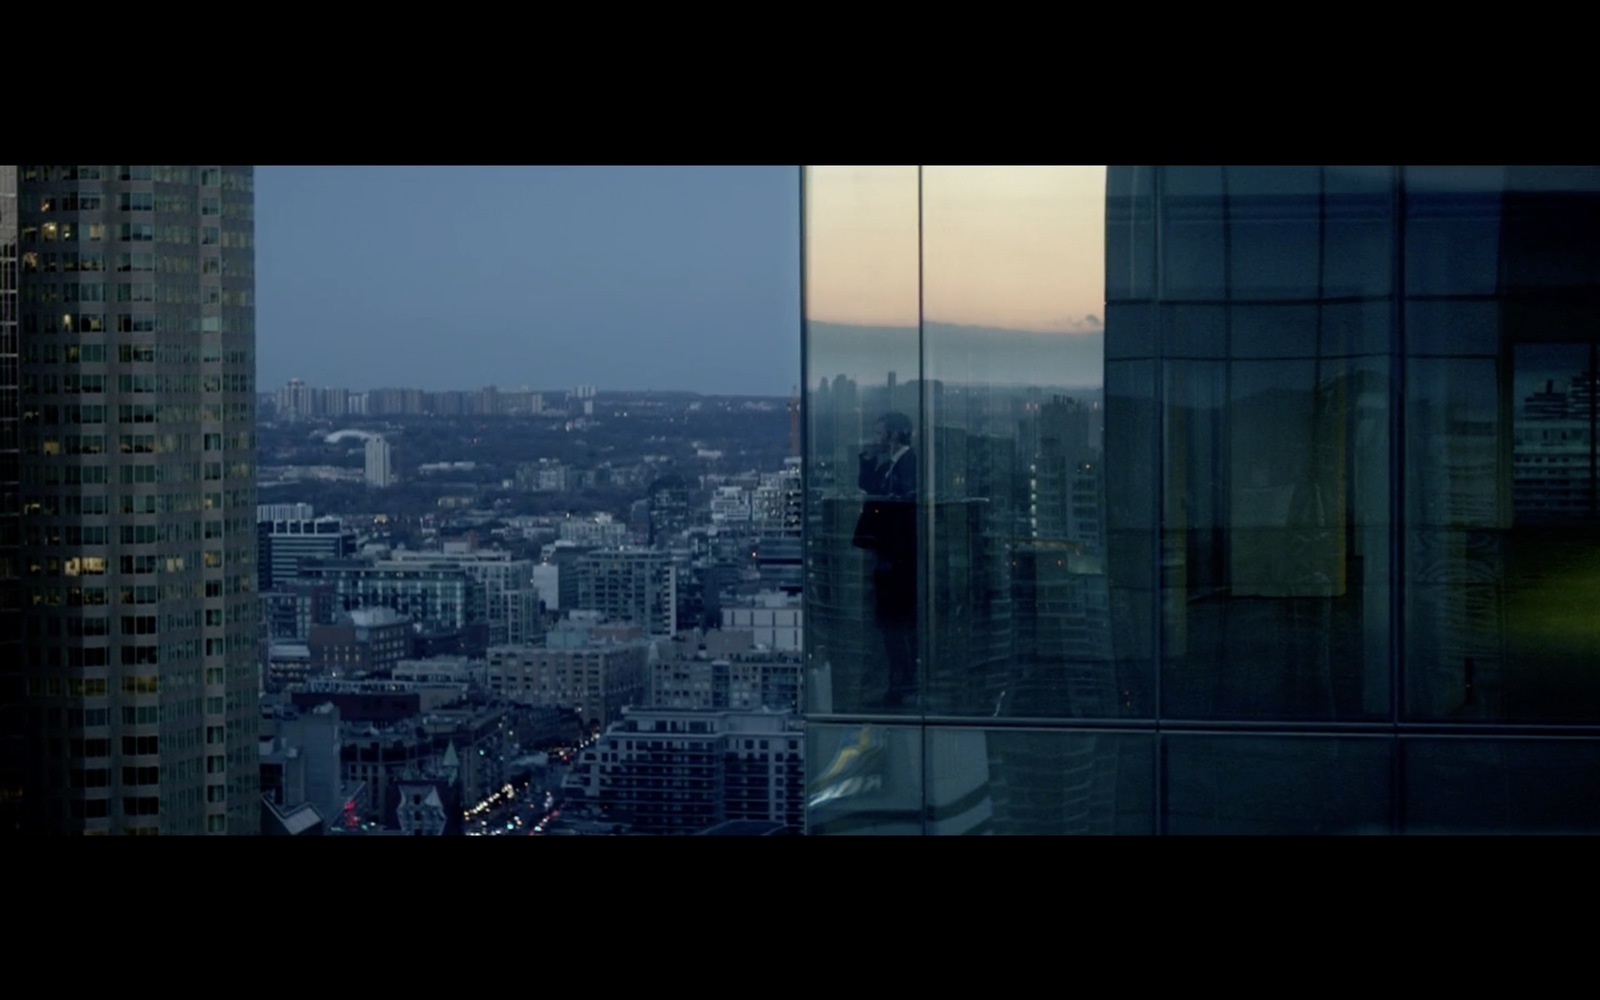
[[0, 169, 23, 832], [802, 165, 1600, 835], [10, 164, 258, 835]]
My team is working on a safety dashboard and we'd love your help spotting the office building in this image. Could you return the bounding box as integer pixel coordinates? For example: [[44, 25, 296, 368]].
[[802, 165, 1600, 835], [11, 164, 258, 834], [256, 511, 356, 592]]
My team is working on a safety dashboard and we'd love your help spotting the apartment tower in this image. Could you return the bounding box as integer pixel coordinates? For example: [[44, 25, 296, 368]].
[[10, 164, 259, 834]]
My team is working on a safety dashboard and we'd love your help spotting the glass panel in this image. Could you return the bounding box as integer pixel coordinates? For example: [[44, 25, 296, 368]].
[[806, 723, 922, 835], [1405, 168, 1600, 722], [920, 166, 1111, 718], [927, 727, 1154, 835], [1164, 354, 1390, 720], [803, 167, 921, 715], [1163, 735, 1391, 835], [1107, 167, 1392, 721], [1102, 359, 1158, 718], [1405, 739, 1600, 834]]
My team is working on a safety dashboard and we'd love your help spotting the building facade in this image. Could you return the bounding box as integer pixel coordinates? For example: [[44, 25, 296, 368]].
[[256, 512, 355, 592], [564, 707, 804, 834], [0, 168, 22, 832], [803, 165, 1600, 835], [11, 164, 258, 834], [486, 640, 646, 729], [576, 547, 677, 636], [364, 434, 391, 488]]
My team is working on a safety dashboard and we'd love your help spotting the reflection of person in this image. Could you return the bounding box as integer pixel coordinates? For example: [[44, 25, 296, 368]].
[[852, 412, 917, 708]]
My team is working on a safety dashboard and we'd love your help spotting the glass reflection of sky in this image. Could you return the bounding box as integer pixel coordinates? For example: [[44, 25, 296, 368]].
[[803, 166, 1107, 391], [805, 166, 1105, 331]]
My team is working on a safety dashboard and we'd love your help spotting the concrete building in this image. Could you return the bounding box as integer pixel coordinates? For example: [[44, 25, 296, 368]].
[[258, 701, 345, 835], [564, 707, 804, 834], [388, 546, 541, 647], [485, 641, 646, 729], [297, 558, 478, 633], [576, 548, 677, 636], [722, 591, 803, 651], [364, 434, 392, 488], [308, 607, 414, 678]]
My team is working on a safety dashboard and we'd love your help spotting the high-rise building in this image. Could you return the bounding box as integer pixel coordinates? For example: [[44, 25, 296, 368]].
[[364, 434, 391, 488], [802, 165, 1600, 835], [1, 168, 24, 833], [11, 164, 258, 834]]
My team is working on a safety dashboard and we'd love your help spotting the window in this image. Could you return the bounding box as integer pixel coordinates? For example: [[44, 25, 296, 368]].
[[804, 165, 1600, 835]]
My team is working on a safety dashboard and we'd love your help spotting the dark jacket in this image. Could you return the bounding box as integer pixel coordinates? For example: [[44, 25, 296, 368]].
[[853, 448, 916, 577]]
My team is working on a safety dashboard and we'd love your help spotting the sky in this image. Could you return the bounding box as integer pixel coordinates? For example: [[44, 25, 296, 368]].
[[256, 166, 803, 397], [803, 166, 1107, 390], [804, 165, 1105, 333]]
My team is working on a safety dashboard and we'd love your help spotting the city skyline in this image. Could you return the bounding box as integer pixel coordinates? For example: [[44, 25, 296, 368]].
[[11, 163, 1600, 837]]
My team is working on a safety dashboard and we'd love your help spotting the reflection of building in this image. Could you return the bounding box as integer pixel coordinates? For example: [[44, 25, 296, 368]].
[[803, 164, 1600, 836], [1515, 374, 1595, 519]]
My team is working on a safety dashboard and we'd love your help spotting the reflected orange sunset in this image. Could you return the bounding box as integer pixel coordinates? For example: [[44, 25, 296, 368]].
[[804, 165, 1106, 333]]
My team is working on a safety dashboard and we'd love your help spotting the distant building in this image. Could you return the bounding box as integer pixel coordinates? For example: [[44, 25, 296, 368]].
[[308, 607, 414, 677], [648, 474, 696, 544], [257, 513, 357, 592], [259, 701, 346, 835], [576, 548, 677, 636], [388, 547, 541, 647], [650, 639, 802, 714], [486, 642, 646, 729], [262, 580, 338, 643], [721, 591, 803, 652], [364, 435, 392, 488], [558, 513, 628, 548], [298, 558, 478, 633], [564, 707, 804, 834], [393, 777, 461, 836]]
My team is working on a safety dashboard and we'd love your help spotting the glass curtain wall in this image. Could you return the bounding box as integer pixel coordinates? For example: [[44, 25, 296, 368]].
[[804, 165, 1600, 835], [804, 166, 1150, 835]]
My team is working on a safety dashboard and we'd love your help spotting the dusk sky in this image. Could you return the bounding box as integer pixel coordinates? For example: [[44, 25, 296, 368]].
[[256, 166, 803, 397]]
